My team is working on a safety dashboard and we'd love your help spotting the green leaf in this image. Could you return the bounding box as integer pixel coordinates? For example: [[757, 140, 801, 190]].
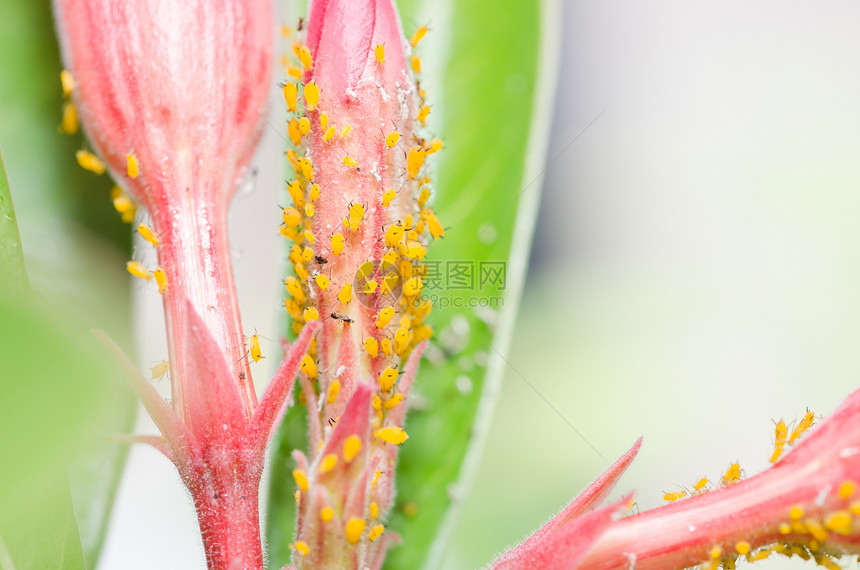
[[0, 295, 126, 569], [0, 2, 136, 567], [384, 1, 559, 567], [0, 146, 29, 296], [266, 0, 558, 567]]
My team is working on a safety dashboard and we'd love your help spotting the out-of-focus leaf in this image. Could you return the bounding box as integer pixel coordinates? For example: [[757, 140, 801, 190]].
[[0, 295, 124, 569], [266, 0, 558, 567], [0, 146, 28, 296], [0, 1, 136, 566]]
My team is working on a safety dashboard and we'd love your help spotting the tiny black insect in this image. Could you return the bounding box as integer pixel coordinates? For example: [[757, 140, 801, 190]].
[[330, 312, 354, 323]]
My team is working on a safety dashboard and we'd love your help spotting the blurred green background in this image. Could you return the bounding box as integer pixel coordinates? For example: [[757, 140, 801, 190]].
[[3, 0, 860, 569]]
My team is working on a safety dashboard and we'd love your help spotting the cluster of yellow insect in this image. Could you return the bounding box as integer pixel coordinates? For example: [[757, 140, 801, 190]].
[[278, 22, 442, 412], [700, 483, 856, 570], [771, 410, 816, 464], [61, 71, 168, 295]]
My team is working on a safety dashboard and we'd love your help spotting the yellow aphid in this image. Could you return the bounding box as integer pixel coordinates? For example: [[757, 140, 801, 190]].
[[343, 155, 358, 169], [722, 462, 741, 485], [693, 477, 709, 492], [839, 480, 856, 499], [385, 132, 400, 148], [320, 507, 334, 522], [76, 150, 106, 175], [304, 81, 320, 110], [151, 360, 169, 380], [345, 518, 365, 545], [304, 202, 315, 218], [288, 118, 302, 146], [303, 307, 319, 322], [303, 229, 316, 244], [663, 490, 687, 502], [410, 25, 428, 48], [300, 354, 318, 379], [403, 241, 426, 261], [60, 69, 75, 97], [248, 334, 262, 362], [789, 410, 815, 445], [282, 206, 302, 227], [133, 225, 159, 249], [364, 280, 378, 294], [301, 247, 314, 263], [385, 223, 405, 247], [59, 101, 78, 135], [323, 125, 336, 141], [283, 82, 298, 112], [380, 338, 392, 355], [343, 434, 362, 462], [331, 233, 345, 255], [825, 511, 853, 535], [425, 138, 443, 154], [287, 65, 303, 80], [339, 125, 351, 138], [126, 260, 151, 281], [383, 393, 404, 410], [297, 157, 314, 180], [338, 283, 353, 304], [709, 545, 722, 559], [292, 468, 309, 493], [319, 453, 338, 473], [410, 54, 421, 74], [382, 188, 396, 207], [295, 264, 309, 283], [789, 505, 804, 520], [295, 45, 313, 70], [309, 183, 321, 201], [327, 380, 341, 404], [771, 419, 787, 463], [299, 116, 311, 135], [364, 337, 379, 358], [425, 209, 445, 238], [368, 501, 379, 520], [375, 43, 385, 64], [347, 203, 365, 232], [393, 328, 410, 354], [315, 274, 330, 290], [319, 113, 328, 130], [418, 188, 431, 208], [375, 426, 408, 445], [111, 186, 137, 222], [735, 541, 751, 555], [368, 524, 384, 542], [356, 260, 374, 279], [285, 276, 306, 303], [371, 470, 382, 487], [381, 249, 398, 268], [153, 268, 168, 294], [379, 366, 399, 392], [403, 277, 423, 297], [284, 298, 302, 319], [417, 105, 430, 124], [294, 541, 309, 557], [406, 146, 426, 179], [376, 307, 395, 329]]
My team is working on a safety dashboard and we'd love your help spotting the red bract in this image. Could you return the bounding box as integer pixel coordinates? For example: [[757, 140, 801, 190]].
[[53, 1, 318, 568], [277, 0, 442, 566], [489, 388, 860, 570]]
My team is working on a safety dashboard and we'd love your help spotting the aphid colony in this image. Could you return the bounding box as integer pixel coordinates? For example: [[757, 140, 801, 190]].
[[277, 24, 442, 423], [658, 409, 835, 569], [279, 21, 439, 557]]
